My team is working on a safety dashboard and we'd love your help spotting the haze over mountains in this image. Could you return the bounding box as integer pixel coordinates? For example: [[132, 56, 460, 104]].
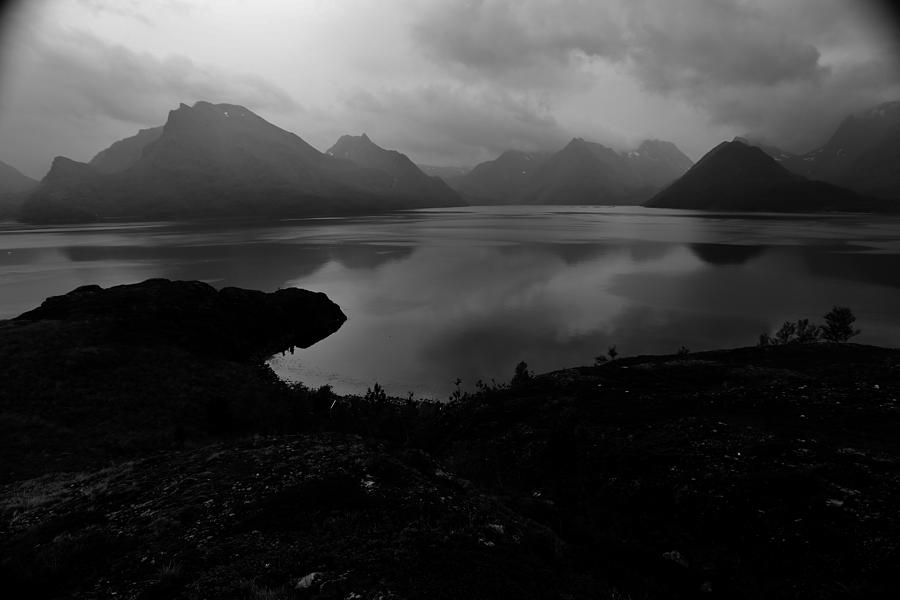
[[5, 98, 900, 223]]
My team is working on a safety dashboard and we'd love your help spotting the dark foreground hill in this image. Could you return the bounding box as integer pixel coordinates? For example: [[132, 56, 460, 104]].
[[18, 102, 462, 224], [1, 281, 899, 599], [647, 140, 895, 212]]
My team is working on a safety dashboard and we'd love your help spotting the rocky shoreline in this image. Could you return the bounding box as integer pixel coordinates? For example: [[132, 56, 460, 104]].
[[1, 280, 899, 599]]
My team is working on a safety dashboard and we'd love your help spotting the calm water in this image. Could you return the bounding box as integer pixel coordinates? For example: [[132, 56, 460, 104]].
[[2, 206, 900, 398]]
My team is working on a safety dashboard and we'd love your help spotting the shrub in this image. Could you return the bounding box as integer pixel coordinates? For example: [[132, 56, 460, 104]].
[[795, 318, 821, 344], [774, 321, 797, 345], [758, 307, 859, 346], [821, 306, 860, 342], [364, 382, 387, 404], [511, 361, 531, 385], [607, 345, 618, 360]]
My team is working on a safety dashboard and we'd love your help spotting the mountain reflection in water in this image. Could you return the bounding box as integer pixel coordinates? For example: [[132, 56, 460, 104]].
[[1, 206, 899, 397]]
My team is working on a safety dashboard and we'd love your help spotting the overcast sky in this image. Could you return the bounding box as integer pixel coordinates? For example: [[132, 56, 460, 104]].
[[1, 0, 898, 178]]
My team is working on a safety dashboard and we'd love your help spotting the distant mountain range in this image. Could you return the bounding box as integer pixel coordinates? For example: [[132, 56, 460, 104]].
[[8, 99, 900, 222], [19, 102, 463, 223], [447, 150, 552, 204], [645, 139, 891, 212], [446, 139, 692, 205]]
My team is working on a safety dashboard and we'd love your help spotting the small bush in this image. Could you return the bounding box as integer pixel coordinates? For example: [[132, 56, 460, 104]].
[[774, 321, 797, 345], [794, 318, 821, 344], [511, 361, 531, 385], [364, 382, 387, 404]]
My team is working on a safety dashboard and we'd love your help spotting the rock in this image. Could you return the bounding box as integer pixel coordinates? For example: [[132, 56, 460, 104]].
[[15, 278, 347, 361], [295, 571, 323, 591], [0, 279, 346, 481]]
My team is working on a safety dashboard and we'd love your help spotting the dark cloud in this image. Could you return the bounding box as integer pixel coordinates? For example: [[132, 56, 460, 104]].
[[411, 0, 627, 89], [411, 0, 900, 152], [413, 0, 826, 89]]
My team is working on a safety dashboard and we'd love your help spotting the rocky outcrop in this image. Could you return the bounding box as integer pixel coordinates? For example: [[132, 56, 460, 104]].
[[0, 279, 346, 480], [16, 278, 347, 362]]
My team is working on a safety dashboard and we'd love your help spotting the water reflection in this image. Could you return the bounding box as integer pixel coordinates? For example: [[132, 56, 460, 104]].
[[2, 206, 900, 397], [689, 243, 765, 266]]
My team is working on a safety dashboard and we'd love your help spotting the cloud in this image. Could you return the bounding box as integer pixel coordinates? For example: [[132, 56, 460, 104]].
[[0, 24, 300, 176], [411, 0, 900, 152], [337, 84, 573, 166], [75, 0, 194, 25], [413, 0, 826, 89], [30, 28, 299, 123]]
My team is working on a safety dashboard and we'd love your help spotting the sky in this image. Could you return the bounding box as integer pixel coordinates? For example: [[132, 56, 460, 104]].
[[0, 0, 898, 179]]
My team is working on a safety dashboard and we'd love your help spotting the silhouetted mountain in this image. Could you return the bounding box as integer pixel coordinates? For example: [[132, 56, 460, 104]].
[[327, 134, 463, 207], [0, 160, 38, 217], [89, 126, 163, 174], [20, 102, 463, 223], [646, 140, 892, 212], [521, 138, 692, 205], [753, 101, 900, 200], [448, 150, 552, 204]]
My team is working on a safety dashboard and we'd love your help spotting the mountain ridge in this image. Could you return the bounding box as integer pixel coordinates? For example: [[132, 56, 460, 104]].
[[18, 101, 464, 223]]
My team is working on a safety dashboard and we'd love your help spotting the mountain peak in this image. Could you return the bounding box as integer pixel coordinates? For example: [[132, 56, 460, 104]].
[[45, 156, 96, 180], [645, 139, 880, 212]]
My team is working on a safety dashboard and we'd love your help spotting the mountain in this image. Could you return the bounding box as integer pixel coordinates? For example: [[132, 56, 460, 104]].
[[20, 102, 463, 223], [89, 126, 163, 174], [0, 160, 39, 218], [752, 101, 900, 200], [447, 139, 692, 205], [326, 134, 463, 207], [0, 160, 37, 193], [448, 150, 552, 204], [646, 139, 892, 212], [520, 138, 693, 205], [417, 164, 470, 179]]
